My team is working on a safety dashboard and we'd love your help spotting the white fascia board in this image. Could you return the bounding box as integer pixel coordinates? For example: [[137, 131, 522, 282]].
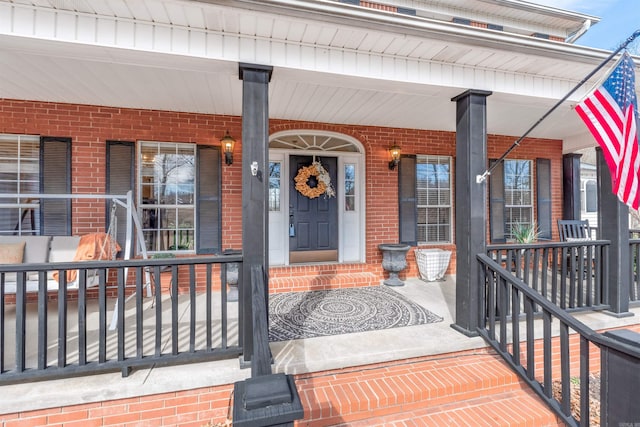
[[212, 0, 613, 64]]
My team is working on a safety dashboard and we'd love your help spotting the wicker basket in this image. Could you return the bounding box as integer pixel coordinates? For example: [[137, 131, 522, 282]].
[[415, 249, 451, 282]]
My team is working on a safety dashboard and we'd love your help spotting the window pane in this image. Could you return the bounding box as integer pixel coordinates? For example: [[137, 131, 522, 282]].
[[269, 162, 281, 212], [416, 155, 452, 244], [344, 164, 355, 211], [0, 134, 40, 235], [139, 142, 196, 253], [504, 159, 533, 239]]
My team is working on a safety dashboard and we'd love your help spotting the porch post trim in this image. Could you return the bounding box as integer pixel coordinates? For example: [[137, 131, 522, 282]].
[[596, 147, 632, 316], [239, 62, 273, 364], [451, 89, 491, 336]]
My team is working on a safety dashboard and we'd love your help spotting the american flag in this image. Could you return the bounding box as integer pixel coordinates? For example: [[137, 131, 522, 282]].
[[575, 52, 639, 209]]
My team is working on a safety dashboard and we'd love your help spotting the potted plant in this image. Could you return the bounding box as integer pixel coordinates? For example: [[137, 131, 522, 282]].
[[511, 221, 540, 244]]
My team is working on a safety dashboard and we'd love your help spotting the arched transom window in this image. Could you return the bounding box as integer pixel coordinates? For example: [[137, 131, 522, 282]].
[[270, 133, 361, 152]]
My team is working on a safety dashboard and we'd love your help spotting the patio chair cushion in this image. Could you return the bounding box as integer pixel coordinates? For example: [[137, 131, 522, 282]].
[[0, 241, 26, 264], [48, 236, 82, 263], [0, 235, 51, 264], [0, 241, 26, 283], [566, 236, 592, 258]]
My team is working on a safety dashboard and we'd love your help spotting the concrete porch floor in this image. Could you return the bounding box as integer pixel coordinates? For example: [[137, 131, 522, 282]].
[[1, 275, 639, 415]]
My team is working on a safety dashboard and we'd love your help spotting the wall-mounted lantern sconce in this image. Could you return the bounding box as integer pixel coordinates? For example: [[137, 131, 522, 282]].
[[221, 131, 236, 165], [388, 144, 401, 170]]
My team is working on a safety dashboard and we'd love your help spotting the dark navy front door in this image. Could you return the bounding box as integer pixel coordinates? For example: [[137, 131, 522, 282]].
[[289, 155, 338, 263]]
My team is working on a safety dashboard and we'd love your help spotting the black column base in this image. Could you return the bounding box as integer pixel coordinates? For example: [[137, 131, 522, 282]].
[[232, 373, 304, 427]]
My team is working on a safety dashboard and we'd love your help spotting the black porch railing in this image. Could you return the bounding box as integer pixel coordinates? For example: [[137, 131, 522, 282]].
[[477, 253, 640, 426], [0, 254, 242, 384], [486, 240, 610, 312]]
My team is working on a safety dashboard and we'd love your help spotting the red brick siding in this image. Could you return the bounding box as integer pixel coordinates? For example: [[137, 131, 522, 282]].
[[1, 99, 565, 290], [0, 384, 234, 427]]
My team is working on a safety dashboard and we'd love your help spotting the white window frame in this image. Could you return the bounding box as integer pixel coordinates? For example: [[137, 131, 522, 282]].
[[137, 141, 196, 254], [416, 155, 452, 244], [504, 159, 533, 239], [0, 134, 40, 236]]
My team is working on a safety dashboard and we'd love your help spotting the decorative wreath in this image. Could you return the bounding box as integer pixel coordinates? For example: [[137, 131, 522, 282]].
[[294, 161, 335, 199]]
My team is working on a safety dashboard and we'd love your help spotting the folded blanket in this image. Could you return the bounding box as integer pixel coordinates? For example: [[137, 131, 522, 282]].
[[54, 233, 121, 283]]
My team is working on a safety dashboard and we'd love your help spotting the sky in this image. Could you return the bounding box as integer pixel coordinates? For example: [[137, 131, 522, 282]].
[[530, 0, 639, 52]]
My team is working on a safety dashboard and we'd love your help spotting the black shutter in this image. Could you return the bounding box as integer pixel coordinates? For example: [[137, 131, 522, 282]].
[[536, 158, 552, 240], [106, 141, 134, 251], [489, 159, 506, 243], [398, 154, 417, 246], [196, 145, 221, 254], [40, 136, 71, 235]]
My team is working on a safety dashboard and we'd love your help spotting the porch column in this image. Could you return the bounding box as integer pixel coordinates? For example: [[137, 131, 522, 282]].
[[596, 147, 632, 316], [562, 153, 582, 221], [239, 63, 273, 364], [451, 89, 492, 337]]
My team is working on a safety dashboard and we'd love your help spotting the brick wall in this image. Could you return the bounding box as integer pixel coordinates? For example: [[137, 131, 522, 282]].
[[0, 384, 234, 427], [1, 99, 564, 287]]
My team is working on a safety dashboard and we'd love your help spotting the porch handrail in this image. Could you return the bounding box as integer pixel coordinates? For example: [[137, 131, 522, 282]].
[[0, 254, 243, 384], [477, 253, 640, 426]]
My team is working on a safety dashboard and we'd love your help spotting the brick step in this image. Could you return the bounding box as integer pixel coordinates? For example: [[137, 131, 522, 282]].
[[333, 388, 562, 426], [294, 350, 562, 427], [269, 271, 378, 293]]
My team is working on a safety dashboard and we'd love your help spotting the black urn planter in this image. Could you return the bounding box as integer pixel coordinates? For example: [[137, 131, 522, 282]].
[[223, 249, 241, 302], [378, 243, 411, 286]]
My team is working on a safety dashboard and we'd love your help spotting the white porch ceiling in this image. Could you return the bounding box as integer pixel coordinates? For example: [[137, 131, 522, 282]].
[[0, 0, 635, 153]]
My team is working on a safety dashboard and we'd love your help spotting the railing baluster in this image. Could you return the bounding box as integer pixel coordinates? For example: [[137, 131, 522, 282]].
[[524, 296, 535, 381], [543, 309, 552, 399], [117, 268, 125, 362], [560, 323, 571, 417], [37, 271, 47, 370], [560, 247, 568, 309], [98, 270, 107, 363], [16, 273, 26, 372], [189, 264, 196, 353], [171, 265, 178, 355], [57, 273, 67, 368], [207, 264, 213, 350], [136, 267, 144, 358], [220, 263, 227, 349], [499, 277, 507, 351], [532, 248, 540, 294], [579, 336, 590, 426], [551, 247, 559, 305], [78, 271, 87, 366], [154, 265, 162, 358], [488, 268, 496, 340], [585, 245, 596, 307], [511, 285, 520, 366], [632, 242, 639, 300], [540, 247, 549, 306]]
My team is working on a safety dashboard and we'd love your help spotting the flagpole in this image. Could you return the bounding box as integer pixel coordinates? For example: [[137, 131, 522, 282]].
[[476, 29, 640, 184]]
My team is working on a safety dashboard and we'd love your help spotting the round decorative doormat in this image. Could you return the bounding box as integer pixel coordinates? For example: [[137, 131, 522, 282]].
[[268, 285, 443, 341]]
